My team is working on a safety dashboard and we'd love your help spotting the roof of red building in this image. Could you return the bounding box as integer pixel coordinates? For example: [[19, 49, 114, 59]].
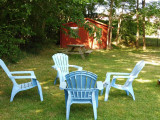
[[63, 18, 108, 27], [85, 18, 108, 27]]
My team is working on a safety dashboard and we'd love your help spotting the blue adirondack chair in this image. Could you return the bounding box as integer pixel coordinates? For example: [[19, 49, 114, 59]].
[[0, 59, 43, 102], [102, 60, 145, 101], [64, 71, 103, 120], [52, 53, 82, 89]]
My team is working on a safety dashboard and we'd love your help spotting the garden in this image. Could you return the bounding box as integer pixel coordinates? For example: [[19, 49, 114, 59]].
[[0, 0, 160, 120]]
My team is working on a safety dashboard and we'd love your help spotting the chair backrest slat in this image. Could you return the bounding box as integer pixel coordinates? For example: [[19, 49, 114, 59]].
[[76, 74, 81, 89], [67, 78, 72, 88], [65, 71, 97, 92], [81, 75, 86, 89], [91, 79, 96, 88], [125, 60, 145, 86], [86, 77, 92, 88], [70, 76, 76, 88], [130, 60, 145, 77]]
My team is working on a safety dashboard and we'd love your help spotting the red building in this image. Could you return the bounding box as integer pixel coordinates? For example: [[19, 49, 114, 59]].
[[60, 18, 109, 49]]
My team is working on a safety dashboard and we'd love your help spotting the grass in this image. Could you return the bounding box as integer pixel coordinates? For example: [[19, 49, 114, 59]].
[[139, 37, 160, 47], [0, 45, 160, 120]]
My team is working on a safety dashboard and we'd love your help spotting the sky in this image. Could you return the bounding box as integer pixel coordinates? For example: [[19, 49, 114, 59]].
[[95, 0, 159, 14], [146, 0, 159, 3]]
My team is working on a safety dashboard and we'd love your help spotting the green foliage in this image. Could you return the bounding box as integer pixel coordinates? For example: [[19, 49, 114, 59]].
[[120, 15, 137, 44], [139, 1, 160, 41], [0, 0, 34, 62], [145, 22, 157, 36], [139, 37, 160, 47], [68, 27, 80, 39], [0, 32, 23, 62], [111, 20, 118, 39], [0, 0, 90, 61], [111, 0, 160, 46], [145, 1, 160, 18], [84, 21, 102, 42]]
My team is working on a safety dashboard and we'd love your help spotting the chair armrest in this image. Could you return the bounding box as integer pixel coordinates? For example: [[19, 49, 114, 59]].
[[52, 65, 63, 82], [11, 75, 36, 79], [10, 71, 35, 75], [111, 75, 137, 86], [113, 75, 137, 79], [52, 65, 61, 73], [104, 72, 131, 87], [52, 65, 57, 69], [69, 65, 83, 71], [10, 71, 36, 79], [59, 82, 67, 90], [97, 81, 103, 90], [107, 72, 130, 76]]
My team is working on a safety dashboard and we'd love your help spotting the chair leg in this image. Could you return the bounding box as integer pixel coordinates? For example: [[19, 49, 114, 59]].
[[100, 89, 103, 95], [64, 90, 68, 108], [92, 101, 97, 120], [10, 88, 19, 102], [66, 99, 71, 120], [37, 81, 43, 101], [104, 85, 111, 101], [129, 87, 135, 100], [95, 90, 99, 108], [125, 90, 129, 96], [54, 75, 58, 85]]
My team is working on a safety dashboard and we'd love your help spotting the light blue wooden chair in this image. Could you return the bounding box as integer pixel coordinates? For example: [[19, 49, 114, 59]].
[[64, 71, 103, 120], [52, 53, 82, 89], [102, 60, 145, 101], [0, 59, 43, 102]]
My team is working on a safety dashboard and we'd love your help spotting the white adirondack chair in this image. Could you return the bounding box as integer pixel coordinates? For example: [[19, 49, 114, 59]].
[[0, 59, 43, 102], [52, 53, 82, 89], [102, 60, 145, 101]]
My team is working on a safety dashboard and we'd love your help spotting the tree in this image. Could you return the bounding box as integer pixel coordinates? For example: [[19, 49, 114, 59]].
[[136, 0, 139, 48], [115, 0, 136, 45], [142, 0, 146, 50], [115, 1, 125, 45], [107, 0, 114, 49], [0, 0, 33, 62], [145, 1, 160, 46]]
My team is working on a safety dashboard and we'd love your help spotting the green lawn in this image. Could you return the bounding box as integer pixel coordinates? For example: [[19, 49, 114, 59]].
[[0, 45, 160, 120], [139, 37, 160, 47]]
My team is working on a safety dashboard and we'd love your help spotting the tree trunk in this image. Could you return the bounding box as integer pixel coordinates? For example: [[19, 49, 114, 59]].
[[142, 0, 146, 50], [136, 0, 139, 49], [115, 11, 123, 45], [107, 0, 114, 49], [42, 20, 46, 33]]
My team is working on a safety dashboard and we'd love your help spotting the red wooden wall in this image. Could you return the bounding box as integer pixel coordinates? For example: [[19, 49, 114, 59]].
[[60, 18, 109, 49]]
